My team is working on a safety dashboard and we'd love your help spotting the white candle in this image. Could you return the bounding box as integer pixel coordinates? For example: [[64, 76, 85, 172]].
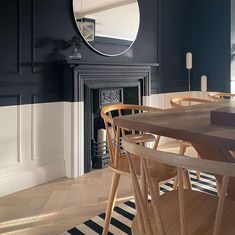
[[97, 128, 107, 154], [186, 52, 192, 69], [201, 75, 207, 92]]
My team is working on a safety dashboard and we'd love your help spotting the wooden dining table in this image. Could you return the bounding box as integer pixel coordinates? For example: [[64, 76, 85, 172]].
[[113, 100, 235, 199]]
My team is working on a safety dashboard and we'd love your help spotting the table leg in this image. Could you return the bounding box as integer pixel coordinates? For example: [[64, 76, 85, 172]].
[[179, 142, 191, 189]]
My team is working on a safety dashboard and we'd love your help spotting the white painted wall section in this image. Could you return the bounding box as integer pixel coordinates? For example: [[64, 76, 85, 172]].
[[0, 102, 65, 197], [0, 91, 211, 196]]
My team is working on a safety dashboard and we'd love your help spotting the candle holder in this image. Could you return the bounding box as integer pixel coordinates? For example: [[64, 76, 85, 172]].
[[201, 75, 207, 92], [186, 52, 192, 91]]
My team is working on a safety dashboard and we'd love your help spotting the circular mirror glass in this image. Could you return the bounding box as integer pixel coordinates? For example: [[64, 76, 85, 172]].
[[73, 0, 140, 56]]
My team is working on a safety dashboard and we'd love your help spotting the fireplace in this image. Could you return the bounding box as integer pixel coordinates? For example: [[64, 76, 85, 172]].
[[91, 86, 140, 170], [63, 62, 152, 177]]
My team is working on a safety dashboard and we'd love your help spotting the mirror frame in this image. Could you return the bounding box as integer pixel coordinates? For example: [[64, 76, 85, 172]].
[[72, 0, 140, 57]]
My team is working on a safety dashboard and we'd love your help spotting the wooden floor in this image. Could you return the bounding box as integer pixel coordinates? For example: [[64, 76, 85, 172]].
[[0, 141, 196, 235], [0, 168, 133, 235]]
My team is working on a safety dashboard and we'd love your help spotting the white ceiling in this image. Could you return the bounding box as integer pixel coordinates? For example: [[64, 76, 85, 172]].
[[87, 3, 139, 40], [73, 0, 140, 41], [73, 0, 137, 15]]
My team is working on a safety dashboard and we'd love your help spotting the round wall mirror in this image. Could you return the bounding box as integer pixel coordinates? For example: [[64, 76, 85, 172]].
[[72, 0, 140, 56]]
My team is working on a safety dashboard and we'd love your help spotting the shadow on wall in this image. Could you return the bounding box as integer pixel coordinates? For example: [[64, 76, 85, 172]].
[[35, 36, 82, 61]]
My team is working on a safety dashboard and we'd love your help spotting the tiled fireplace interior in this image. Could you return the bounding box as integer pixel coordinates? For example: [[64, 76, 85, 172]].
[[87, 86, 140, 171]]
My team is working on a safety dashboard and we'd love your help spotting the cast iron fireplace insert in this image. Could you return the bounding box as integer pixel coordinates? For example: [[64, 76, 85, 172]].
[[90, 86, 141, 170]]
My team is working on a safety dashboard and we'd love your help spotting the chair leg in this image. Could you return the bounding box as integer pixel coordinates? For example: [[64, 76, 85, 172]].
[[196, 170, 200, 181], [173, 174, 191, 190], [179, 143, 191, 189], [102, 172, 121, 235], [153, 135, 161, 149], [216, 178, 221, 197], [173, 176, 178, 190], [179, 142, 187, 155], [196, 153, 201, 180], [182, 170, 191, 189]]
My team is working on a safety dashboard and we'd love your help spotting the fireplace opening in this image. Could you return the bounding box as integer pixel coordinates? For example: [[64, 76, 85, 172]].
[[87, 86, 140, 171]]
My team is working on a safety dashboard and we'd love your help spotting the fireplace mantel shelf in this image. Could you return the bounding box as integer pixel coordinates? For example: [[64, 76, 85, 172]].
[[60, 60, 159, 67]]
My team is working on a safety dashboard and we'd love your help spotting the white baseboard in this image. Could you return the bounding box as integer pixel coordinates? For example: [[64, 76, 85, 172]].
[[0, 161, 65, 197]]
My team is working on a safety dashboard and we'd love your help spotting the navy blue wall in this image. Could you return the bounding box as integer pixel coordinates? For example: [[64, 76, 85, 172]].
[[0, 0, 230, 106], [34, 0, 192, 94], [191, 0, 231, 92], [154, 0, 192, 93], [0, 0, 65, 106]]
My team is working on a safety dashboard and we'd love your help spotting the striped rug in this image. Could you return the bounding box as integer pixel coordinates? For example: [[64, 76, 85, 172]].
[[61, 170, 217, 235]]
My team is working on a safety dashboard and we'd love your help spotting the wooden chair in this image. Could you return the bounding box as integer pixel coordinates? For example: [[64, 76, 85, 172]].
[[101, 104, 177, 235], [208, 92, 235, 101], [123, 138, 235, 235], [170, 97, 211, 108], [170, 97, 211, 183]]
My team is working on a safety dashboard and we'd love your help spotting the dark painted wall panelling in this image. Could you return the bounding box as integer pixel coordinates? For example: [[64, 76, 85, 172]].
[[191, 0, 231, 92], [0, 0, 231, 106], [232, 0, 235, 84], [0, 0, 21, 74], [32, 0, 160, 65], [0, 0, 64, 106], [33, 0, 75, 69], [0, 95, 21, 106], [0, 0, 193, 106], [152, 0, 192, 93]]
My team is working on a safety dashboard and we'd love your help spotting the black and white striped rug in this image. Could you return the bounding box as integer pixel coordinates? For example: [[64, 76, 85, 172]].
[[61, 171, 217, 235]]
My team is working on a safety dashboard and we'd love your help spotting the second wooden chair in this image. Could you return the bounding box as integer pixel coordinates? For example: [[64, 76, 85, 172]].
[[208, 92, 235, 101], [101, 104, 177, 235]]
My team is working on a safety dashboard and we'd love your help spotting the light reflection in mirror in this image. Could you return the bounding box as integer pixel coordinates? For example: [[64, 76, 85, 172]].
[[73, 0, 140, 56]]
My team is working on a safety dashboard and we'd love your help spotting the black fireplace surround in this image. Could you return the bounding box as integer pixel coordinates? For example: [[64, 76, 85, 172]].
[[63, 62, 156, 172]]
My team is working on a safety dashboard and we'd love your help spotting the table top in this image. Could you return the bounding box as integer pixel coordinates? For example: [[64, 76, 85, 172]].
[[113, 100, 235, 151], [114, 100, 235, 198]]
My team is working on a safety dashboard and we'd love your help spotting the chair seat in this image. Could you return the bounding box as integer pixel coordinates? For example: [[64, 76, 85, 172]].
[[108, 133, 156, 176], [132, 190, 235, 235], [125, 133, 156, 143], [109, 154, 176, 181]]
